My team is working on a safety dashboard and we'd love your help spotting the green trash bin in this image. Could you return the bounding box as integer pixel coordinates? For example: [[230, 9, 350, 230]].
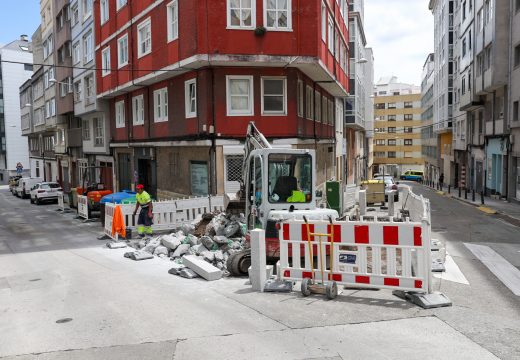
[[326, 181, 342, 215]]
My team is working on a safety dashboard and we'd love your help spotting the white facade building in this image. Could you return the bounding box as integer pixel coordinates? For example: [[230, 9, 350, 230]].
[[0, 37, 33, 183]]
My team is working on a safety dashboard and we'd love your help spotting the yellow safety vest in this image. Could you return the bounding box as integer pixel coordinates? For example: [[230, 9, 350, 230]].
[[287, 190, 306, 203], [136, 191, 151, 206]]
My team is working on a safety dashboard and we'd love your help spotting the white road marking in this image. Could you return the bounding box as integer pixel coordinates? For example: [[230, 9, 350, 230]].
[[465, 243, 520, 296], [433, 253, 470, 285]]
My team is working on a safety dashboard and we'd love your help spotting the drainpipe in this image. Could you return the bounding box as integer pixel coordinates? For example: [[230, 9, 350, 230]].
[[505, 0, 514, 200]]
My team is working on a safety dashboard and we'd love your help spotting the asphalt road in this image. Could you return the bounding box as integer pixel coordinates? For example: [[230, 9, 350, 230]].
[[0, 186, 519, 360]]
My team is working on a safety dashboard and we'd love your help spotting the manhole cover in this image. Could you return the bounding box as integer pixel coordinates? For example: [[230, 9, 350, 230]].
[[56, 318, 73, 324]]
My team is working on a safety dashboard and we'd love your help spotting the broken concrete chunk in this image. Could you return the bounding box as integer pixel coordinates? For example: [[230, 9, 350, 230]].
[[171, 244, 190, 258], [213, 235, 229, 245], [181, 223, 195, 235], [214, 250, 224, 262], [202, 251, 215, 262], [161, 234, 181, 250], [178, 268, 199, 279], [153, 245, 169, 256], [107, 241, 127, 249], [124, 251, 154, 261], [224, 222, 241, 237], [183, 255, 222, 281], [200, 236, 215, 249]]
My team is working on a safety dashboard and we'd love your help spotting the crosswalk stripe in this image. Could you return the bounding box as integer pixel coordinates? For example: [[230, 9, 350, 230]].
[[464, 243, 520, 296]]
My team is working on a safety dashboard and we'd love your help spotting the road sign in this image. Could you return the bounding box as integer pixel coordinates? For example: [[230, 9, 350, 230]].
[[16, 163, 23, 174]]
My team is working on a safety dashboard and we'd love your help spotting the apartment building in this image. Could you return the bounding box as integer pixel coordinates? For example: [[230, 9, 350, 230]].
[[345, 0, 374, 184], [373, 78, 423, 178], [94, 0, 349, 198], [0, 37, 33, 183], [421, 53, 438, 183], [510, 0, 520, 201], [70, 0, 112, 190]]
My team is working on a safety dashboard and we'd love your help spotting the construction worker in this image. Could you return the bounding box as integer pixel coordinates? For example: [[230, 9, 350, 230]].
[[133, 184, 153, 238], [287, 189, 306, 203]]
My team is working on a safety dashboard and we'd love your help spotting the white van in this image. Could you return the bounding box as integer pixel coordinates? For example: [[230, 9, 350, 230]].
[[16, 177, 44, 198]]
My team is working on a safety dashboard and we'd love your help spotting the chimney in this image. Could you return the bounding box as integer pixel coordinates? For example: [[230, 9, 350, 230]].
[[20, 35, 28, 42]]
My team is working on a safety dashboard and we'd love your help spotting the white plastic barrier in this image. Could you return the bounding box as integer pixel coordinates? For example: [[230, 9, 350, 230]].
[[104, 195, 226, 240], [343, 184, 359, 211], [401, 187, 431, 223], [57, 192, 65, 211], [279, 217, 432, 294], [77, 195, 89, 220]]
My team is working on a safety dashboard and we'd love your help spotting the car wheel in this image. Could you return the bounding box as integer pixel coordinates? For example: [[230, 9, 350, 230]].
[[30, 197, 34, 204], [36, 197, 41, 205]]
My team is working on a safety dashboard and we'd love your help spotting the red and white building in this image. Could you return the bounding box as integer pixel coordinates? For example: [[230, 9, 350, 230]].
[[94, 0, 349, 198]]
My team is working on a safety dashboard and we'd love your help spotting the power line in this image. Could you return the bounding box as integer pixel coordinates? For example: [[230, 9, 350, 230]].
[[364, 111, 469, 134]]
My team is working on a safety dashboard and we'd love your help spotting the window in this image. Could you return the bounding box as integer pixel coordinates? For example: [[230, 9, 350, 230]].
[[74, 80, 82, 103], [388, 151, 397, 158], [328, 16, 334, 54], [513, 101, 519, 122], [375, 139, 385, 145], [388, 139, 396, 146], [71, 3, 79, 25], [137, 18, 152, 57], [328, 99, 334, 125], [94, 118, 104, 146], [60, 78, 71, 97], [264, 0, 291, 30], [72, 41, 80, 64], [321, 2, 326, 41], [167, 1, 179, 42], [462, 38, 467, 57], [185, 79, 197, 118], [100, 0, 109, 24], [388, 103, 396, 109], [306, 86, 314, 120], [321, 96, 328, 124], [227, 0, 255, 28], [82, 119, 90, 140], [84, 74, 94, 104], [517, 0, 520, 12], [83, 31, 93, 63], [404, 102, 413, 108], [404, 127, 413, 133], [153, 87, 168, 122], [374, 152, 385, 158], [315, 91, 321, 122], [132, 95, 144, 125], [117, 0, 127, 10], [115, 101, 125, 128], [50, 98, 56, 117], [261, 77, 286, 115], [375, 103, 385, 109], [514, 44, 520, 68], [484, 0, 492, 24], [388, 115, 396, 121], [117, 34, 128, 67], [101, 47, 111, 76], [297, 80, 304, 117], [43, 36, 53, 59], [404, 139, 413, 146], [378, 115, 385, 120], [404, 114, 413, 120], [388, 127, 396, 133], [226, 76, 254, 116], [477, 9, 483, 32], [83, 0, 92, 19]]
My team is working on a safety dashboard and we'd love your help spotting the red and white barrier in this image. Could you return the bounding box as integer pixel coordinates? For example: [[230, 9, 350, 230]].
[[77, 195, 89, 220], [279, 218, 431, 293]]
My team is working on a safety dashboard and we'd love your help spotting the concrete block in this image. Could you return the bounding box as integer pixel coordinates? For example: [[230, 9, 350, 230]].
[[250, 229, 267, 292], [161, 234, 181, 250], [106, 242, 127, 249], [388, 190, 395, 217], [359, 190, 367, 216], [171, 244, 190, 258], [183, 255, 222, 281]]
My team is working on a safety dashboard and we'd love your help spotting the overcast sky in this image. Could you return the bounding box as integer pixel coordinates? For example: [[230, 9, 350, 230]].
[[364, 0, 433, 87]]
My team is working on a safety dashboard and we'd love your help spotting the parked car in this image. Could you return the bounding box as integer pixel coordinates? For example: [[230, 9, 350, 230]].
[[400, 170, 424, 182], [30, 182, 62, 204], [15, 177, 43, 198], [374, 175, 399, 202]]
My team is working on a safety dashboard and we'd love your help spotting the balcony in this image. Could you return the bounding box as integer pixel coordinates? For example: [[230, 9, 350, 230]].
[[67, 128, 82, 147], [345, 111, 365, 130]]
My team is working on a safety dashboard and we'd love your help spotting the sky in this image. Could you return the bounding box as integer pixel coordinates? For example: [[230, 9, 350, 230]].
[[0, 0, 41, 46], [364, 0, 434, 87]]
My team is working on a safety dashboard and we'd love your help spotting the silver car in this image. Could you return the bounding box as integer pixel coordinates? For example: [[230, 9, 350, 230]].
[[374, 176, 399, 202], [30, 182, 62, 205]]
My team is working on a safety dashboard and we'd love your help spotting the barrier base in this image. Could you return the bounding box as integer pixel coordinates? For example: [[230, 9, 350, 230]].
[[97, 234, 110, 240], [264, 279, 293, 292], [393, 290, 452, 309], [431, 259, 446, 272]]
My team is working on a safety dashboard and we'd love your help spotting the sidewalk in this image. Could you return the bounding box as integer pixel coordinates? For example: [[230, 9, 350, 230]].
[[423, 182, 520, 221]]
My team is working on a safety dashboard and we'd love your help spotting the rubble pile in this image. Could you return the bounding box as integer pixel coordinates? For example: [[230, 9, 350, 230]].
[[124, 212, 247, 277]]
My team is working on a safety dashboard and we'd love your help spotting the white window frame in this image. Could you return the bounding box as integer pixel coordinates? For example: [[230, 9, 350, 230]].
[[261, 77, 287, 115], [306, 85, 314, 120], [82, 0, 92, 20], [328, 16, 334, 54], [101, 46, 111, 76], [226, 75, 254, 116], [83, 31, 93, 63], [84, 74, 94, 103], [185, 79, 197, 118], [314, 90, 321, 122], [74, 80, 82, 103], [100, 0, 109, 24], [117, 34, 128, 68], [82, 119, 90, 140], [153, 88, 168, 123], [321, 2, 327, 42], [72, 41, 80, 65], [264, 0, 291, 31], [94, 117, 105, 146], [227, 0, 256, 29], [167, 0, 179, 42], [115, 100, 125, 128], [132, 95, 145, 125], [116, 0, 127, 11], [71, 3, 79, 26], [297, 79, 304, 117], [137, 18, 152, 58]]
